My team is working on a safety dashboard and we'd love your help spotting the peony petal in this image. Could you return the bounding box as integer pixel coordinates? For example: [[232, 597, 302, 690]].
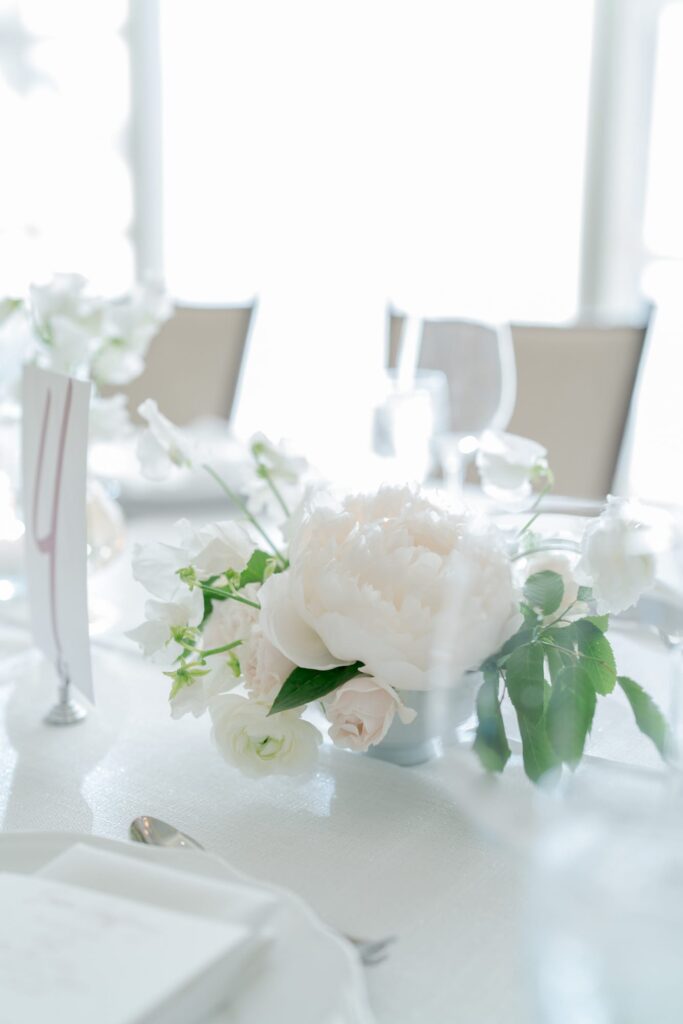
[[259, 571, 349, 670]]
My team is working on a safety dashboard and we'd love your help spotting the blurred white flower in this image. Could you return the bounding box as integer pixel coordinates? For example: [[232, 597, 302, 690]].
[[88, 393, 132, 441], [517, 551, 585, 621], [126, 588, 204, 666], [324, 675, 416, 752], [210, 695, 321, 777], [246, 432, 310, 522], [0, 301, 34, 402], [29, 273, 100, 339], [137, 399, 194, 481], [259, 485, 520, 690], [91, 284, 172, 387], [242, 626, 295, 703], [476, 430, 549, 506], [575, 497, 657, 614]]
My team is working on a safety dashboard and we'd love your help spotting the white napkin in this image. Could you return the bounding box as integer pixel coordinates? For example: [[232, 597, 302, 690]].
[[0, 871, 261, 1024], [39, 843, 277, 931]]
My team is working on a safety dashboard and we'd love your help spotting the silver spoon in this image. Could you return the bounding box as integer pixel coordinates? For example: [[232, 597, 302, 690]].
[[129, 815, 394, 966]]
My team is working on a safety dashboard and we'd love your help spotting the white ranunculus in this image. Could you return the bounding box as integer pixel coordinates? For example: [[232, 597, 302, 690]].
[[324, 675, 416, 752], [202, 583, 260, 651], [575, 497, 657, 614], [242, 626, 295, 703], [126, 588, 204, 666], [137, 399, 194, 481], [210, 695, 321, 777], [259, 486, 521, 690], [476, 430, 549, 504]]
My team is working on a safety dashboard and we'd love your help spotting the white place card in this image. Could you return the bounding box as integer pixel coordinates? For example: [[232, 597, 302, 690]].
[[21, 365, 93, 702]]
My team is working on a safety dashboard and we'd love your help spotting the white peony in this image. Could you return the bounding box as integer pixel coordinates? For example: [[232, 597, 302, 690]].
[[137, 399, 194, 481], [242, 626, 295, 703], [476, 430, 549, 505], [575, 497, 657, 614], [259, 486, 521, 691], [324, 675, 416, 752], [126, 588, 204, 666], [210, 695, 321, 777]]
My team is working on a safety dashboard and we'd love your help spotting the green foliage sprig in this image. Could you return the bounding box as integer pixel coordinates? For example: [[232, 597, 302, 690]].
[[473, 570, 672, 782]]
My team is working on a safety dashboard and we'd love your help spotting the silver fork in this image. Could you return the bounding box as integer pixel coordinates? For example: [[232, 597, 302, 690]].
[[129, 815, 395, 966]]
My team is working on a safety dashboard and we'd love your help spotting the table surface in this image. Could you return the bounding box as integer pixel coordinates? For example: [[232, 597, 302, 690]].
[[0, 507, 671, 1024]]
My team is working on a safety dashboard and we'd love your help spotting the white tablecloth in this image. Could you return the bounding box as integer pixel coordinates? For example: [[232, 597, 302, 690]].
[[0, 510, 671, 1024]]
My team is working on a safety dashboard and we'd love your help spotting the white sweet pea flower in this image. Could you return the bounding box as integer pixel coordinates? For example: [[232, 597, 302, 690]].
[[127, 588, 204, 666], [29, 273, 100, 337], [246, 432, 310, 522], [324, 675, 417, 752], [191, 520, 254, 577], [210, 695, 322, 777], [575, 497, 657, 614], [170, 657, 238, 720], [137, 399, 194, 481], [476, 431, 549, 506], [259, 486, 521, 690], [41, 314, 95, 377]]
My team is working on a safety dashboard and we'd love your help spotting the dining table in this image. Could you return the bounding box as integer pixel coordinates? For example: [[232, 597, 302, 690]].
[[0, 496, 673, 1024]]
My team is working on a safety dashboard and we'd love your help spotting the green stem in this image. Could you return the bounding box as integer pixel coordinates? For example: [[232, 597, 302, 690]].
[[201, 463, 287, 565], [197, 581, 261, 610], [260, 464, 291, 518], [516, 483, 552, 539], [201, 640, 243, 658]]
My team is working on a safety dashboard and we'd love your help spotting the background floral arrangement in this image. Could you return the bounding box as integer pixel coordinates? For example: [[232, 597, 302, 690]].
[[128, 409, 671, 781], [0, 272, 171, 438]]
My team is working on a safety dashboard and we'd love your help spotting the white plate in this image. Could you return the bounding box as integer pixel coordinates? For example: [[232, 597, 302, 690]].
[[0, 832, 374, 1024]]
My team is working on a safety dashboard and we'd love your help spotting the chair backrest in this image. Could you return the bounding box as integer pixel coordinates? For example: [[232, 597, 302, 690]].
[[115, 304, 252, 424], [509, 322, 647, 499], [388, 315, 517, 434]]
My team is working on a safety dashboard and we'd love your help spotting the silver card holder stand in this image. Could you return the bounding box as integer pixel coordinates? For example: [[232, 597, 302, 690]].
[[44, 657, 87, 726]]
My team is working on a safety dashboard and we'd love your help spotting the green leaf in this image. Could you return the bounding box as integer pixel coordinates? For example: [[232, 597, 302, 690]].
[[547, 664, 597, 765], [524, 571, 564, 616], [617, 676, 671, 760], [239, 549, 275, 588], [586, 614, 609, 632], [574, 619, 616, 694], [577, 585, 593, 603], [269, 661, 364, 715], [496, 627, 536, 666], [473, 670, 511, 773], [504, 642, 546, 722], [516, 710, 560, 782]]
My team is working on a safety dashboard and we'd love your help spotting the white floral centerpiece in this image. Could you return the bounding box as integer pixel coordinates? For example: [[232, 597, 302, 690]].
[[128, 411, 672, 781]]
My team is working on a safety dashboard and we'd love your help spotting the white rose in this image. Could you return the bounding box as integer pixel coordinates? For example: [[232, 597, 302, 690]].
[[324, 675, 417, 752], [575, 497, 657, 614], [259, 486, 521, 690], [476, 430, 549, 504], [137, 399, 194, 481], [242, 626, 295, 703], [210, 695, 321, 776], [202, 583, 260, 651]]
